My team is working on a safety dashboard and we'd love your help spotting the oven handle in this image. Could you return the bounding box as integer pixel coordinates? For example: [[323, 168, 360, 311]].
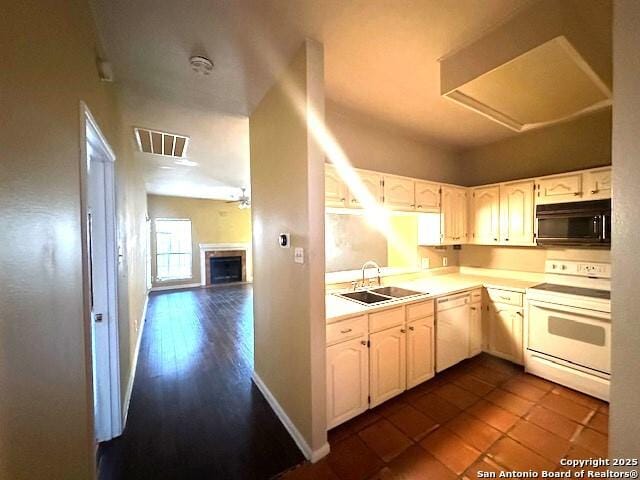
[[527, 299, 611, 320], [601, 214, 607, 242]]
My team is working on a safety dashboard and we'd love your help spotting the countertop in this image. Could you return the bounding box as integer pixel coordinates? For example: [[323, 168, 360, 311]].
[[326, 272, 540, 323]]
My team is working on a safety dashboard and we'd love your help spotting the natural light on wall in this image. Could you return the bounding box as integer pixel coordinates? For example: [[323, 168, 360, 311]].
[[155, 218, 193, 280]]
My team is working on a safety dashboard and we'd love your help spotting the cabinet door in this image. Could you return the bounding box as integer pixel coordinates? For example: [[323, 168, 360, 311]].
[[471, 186, 500, 244], [536, 173, 583, 204], [325, 164, 349, 208], [369, 326, 406, 407], [469, 303, 482, 357], [415, 181, 441, 212], [441, 186, 467, 244], [584, 167, 612, 200], [349, 171, 383, 208], [326, 338, 369, 429], [500, 180, 534, 246], [384, 176, 415, 210], [406, 316, 434, 389], [488, 304, 523, 365]]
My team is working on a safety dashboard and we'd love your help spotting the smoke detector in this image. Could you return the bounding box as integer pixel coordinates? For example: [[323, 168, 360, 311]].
[[189, 56, 214, 76]]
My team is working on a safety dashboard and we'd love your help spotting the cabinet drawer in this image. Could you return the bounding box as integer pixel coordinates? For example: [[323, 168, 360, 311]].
[[327, 315, 368, 345], [470, 289, 482, 303], [369, 307, 404, 333], [487, 288, 523, 307], [406, 300, 434, 322]]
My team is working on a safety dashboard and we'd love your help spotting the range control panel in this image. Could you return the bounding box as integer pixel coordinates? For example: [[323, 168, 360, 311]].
[[545, 260, 611, 279]]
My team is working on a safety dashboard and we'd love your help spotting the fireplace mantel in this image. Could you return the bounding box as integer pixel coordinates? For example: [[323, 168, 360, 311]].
[[199, 243, 252, 286]]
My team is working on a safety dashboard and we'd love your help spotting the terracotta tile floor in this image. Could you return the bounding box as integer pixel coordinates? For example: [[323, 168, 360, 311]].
[[278, 353, 609, 480]]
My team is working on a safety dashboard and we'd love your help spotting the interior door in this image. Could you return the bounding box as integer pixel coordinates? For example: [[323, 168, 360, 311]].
[[369, 327, 406, 407]]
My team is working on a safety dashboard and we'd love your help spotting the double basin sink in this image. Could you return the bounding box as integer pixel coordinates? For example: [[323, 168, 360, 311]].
[[337, 286, 425, 305]]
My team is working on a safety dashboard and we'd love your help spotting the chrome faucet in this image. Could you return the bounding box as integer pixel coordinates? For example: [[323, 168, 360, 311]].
[[360, 260, 381, 288]]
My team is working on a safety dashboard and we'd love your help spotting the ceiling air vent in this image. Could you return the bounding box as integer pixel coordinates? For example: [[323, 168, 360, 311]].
[[134, 127, 190, 158]]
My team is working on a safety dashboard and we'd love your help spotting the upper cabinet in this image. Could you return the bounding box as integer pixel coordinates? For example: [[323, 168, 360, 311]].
[[584, 167, 612, 200], [350, 171, 383, 208], [470, 186, 500, 244], [325, 164, 349, 208], [441, 186, 468, 244], [415, 181, 441, 212], [536, 172, 583, 204], [384, 176, 415, 210], [500, 180, 535, 246]]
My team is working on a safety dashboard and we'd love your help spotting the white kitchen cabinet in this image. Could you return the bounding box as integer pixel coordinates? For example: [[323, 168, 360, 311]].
[[583, 167, 612, 200], [470, 186, 500, 244], [406, 316, 435, 389], [415, 181, 441, 212], [384, 176, 415, 210], [326, 337, 370, 429], [469, 302, 482, 357], [349, 171, 383, 208], [500, 180, 535, 246], [441, 186, 468, 244], [325, 164, 349, 208], [487, 303, 523, 365], [536, 173, 583, 204], [369, 326, 406, 407]]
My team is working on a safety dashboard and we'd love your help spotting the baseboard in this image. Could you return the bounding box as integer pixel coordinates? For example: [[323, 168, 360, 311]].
[[122, 293, 149, 428], [150, 282, 201, 292], [252, 371, 330, 463]]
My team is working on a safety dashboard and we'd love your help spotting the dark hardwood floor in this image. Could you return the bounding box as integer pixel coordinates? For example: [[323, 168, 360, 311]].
[[98, 284, 304, 480]]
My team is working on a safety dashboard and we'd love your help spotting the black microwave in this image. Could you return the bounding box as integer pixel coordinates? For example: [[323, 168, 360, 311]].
[[536, 199, 611, 247]]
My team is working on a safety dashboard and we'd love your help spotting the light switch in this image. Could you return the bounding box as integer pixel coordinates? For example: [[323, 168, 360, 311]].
[[294, 247, 304, 264]]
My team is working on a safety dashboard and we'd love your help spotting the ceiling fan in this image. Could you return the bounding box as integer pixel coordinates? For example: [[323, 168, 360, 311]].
[[226, 187, 250, 209]]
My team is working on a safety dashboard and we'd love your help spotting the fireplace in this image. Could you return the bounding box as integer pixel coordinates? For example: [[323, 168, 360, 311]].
[[210, 256, 242, 284], [202, 248, 247, 286]]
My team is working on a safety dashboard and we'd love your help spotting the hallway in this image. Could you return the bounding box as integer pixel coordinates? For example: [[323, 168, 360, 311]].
[[98, 285, 304, 479]]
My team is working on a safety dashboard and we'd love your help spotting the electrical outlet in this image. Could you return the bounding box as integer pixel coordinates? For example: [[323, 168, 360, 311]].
[[421, 257, 430, 270], [442, 257, 448, 267]]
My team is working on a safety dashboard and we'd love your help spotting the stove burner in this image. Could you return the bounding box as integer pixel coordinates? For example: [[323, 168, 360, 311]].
[[530, 283, 610, 300]]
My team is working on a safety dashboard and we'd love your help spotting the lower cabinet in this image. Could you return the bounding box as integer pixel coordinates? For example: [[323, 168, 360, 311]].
[[469, 302, 482, 356], [406, 316, 435, 389], [487, 303, 524, 365], [326, 337, 369, 429], [369, 326, 407, 407]]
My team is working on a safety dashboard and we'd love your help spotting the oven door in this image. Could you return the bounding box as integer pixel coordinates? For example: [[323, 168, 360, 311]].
[[527, 300, 611, 374]]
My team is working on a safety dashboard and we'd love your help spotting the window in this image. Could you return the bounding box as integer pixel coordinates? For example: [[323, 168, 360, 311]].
[[155, 219, 192, 280]]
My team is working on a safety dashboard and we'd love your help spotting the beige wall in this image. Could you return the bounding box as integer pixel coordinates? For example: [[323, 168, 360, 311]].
[[250, 39, 327, 456], [326, 101, 463, 184], [147, 194, 252, 288], [458, 109, 612, 186], [610, 0, 640, 459], [459, 245, 610, 273], [0, 2, 148, 478]]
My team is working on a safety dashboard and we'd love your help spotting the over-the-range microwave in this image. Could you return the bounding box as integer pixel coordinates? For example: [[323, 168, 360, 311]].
[[536, 199, 611, 247]]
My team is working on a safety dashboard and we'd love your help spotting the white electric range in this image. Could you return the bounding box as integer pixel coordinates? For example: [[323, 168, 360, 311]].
[[525, 260, 611, 401]]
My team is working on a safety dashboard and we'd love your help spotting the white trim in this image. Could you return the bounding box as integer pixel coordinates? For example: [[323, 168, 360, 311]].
[[122, 293, 149, 427], [79, 101, 122, 443], [150, 282, 201, 292], [198, 242, 253, 285], [252, 371, 330, 463]]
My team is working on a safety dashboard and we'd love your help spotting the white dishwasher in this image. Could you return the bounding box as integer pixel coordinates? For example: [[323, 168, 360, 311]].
[[436, 292, 471, 372]]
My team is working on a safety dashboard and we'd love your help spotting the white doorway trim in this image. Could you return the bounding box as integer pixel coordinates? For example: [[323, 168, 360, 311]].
[[79, 102, 122, 443]]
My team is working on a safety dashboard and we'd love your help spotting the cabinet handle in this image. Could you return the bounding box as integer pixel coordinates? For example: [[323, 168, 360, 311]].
[[417, 205, 422, 208], [410, 204, 416, 207], [574, 192, 582, 196], [400, 328, 406, 333], [351, 199, 357, 203], [590, 190, 598, 194], [360, 340, 367, 346], [470, 307, 477, 311], [516, 311, 523, 317], [340, 197, 346, 201], [409, 326, 415, 331], [499, 296, 510, 301], [340, 328, 352, 334], [504, 238, 509, 242]]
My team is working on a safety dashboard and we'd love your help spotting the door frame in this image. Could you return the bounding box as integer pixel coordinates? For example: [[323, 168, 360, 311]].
[[79, 101, 122, 442]]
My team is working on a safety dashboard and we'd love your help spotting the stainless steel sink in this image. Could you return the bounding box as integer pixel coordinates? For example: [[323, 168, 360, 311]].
[[338, 291, 391, 305], [369, 286, 424, 298]]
